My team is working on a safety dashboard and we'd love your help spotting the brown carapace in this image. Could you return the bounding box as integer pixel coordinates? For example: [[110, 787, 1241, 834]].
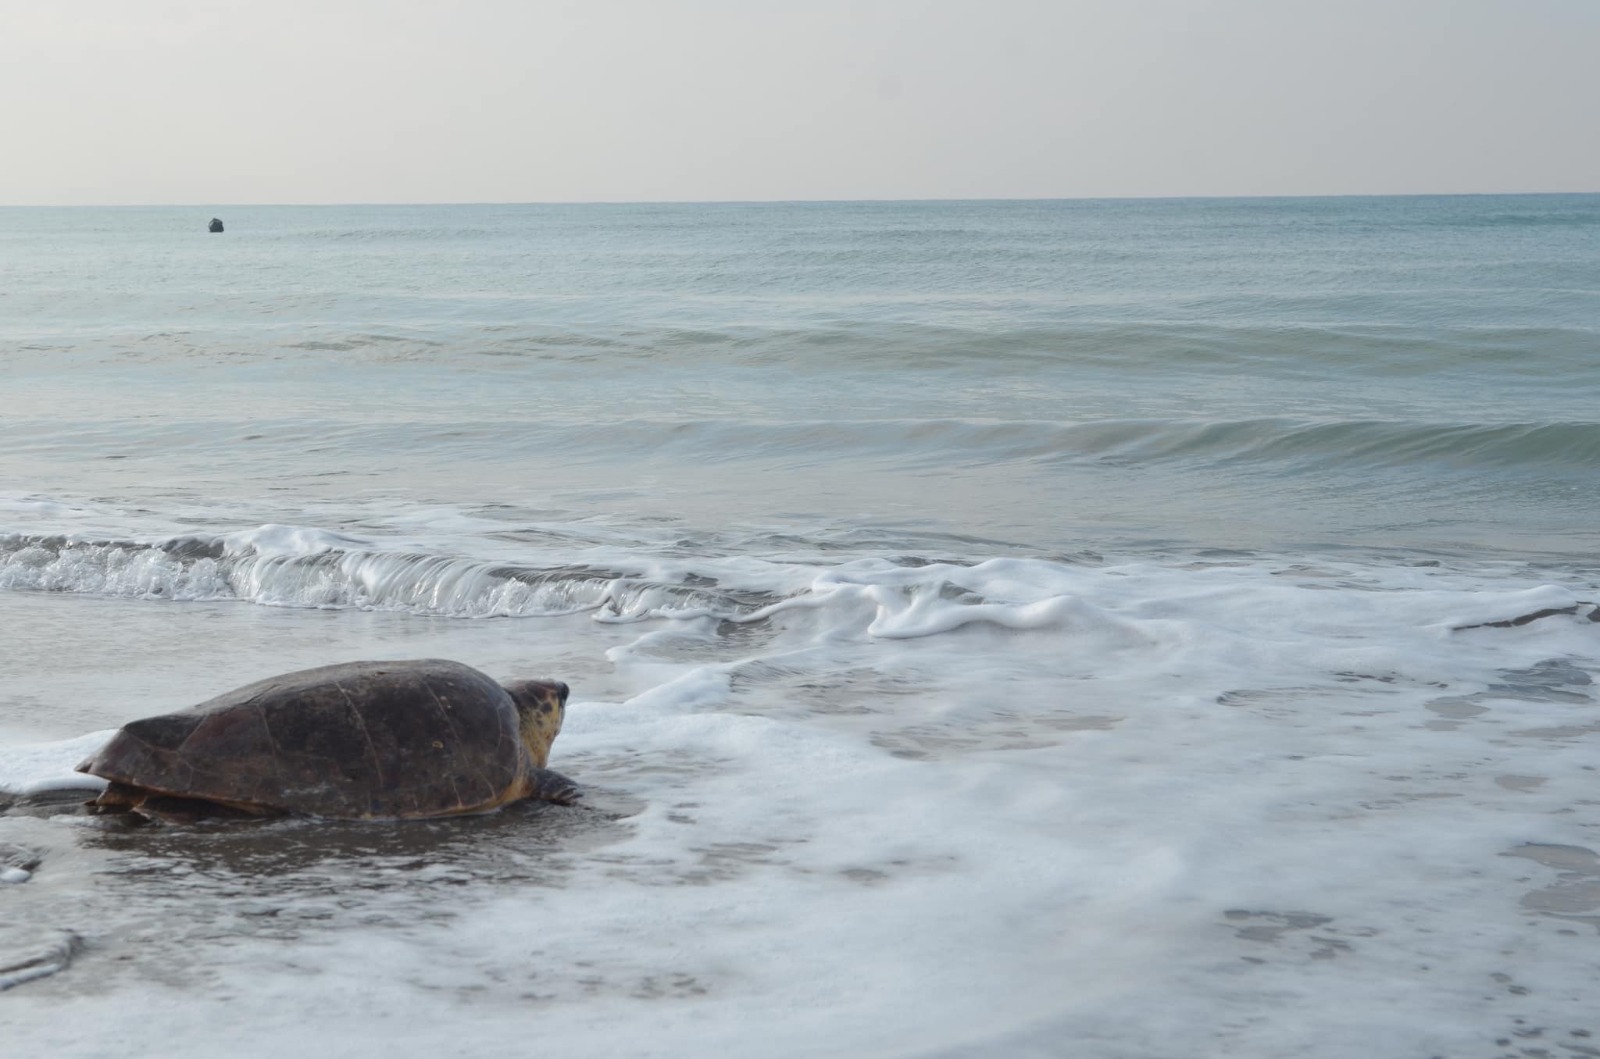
[[76, 659, 578, 822]]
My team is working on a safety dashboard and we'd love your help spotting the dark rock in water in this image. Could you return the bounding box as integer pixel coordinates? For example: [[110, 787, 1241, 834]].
[[1454, 601, 1600, 631], [208, 217, 224, 233]]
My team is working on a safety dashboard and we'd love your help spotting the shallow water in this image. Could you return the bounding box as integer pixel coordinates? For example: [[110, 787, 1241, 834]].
[[3, 197, 1600, 1057]]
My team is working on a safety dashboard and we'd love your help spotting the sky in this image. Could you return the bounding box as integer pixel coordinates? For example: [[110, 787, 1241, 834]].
[[1, 0, 1596, 204]]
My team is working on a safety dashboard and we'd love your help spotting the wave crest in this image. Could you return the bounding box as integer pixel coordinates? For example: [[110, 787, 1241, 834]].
[[0, 532, 766, 620]]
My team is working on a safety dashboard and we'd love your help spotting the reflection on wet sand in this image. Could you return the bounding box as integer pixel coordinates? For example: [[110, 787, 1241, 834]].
[[0, 788, 641, 994]]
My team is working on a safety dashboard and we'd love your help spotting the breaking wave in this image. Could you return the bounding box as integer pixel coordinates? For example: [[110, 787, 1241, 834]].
[[0, 530, 772, 621], [0, 528, 1151, 640]]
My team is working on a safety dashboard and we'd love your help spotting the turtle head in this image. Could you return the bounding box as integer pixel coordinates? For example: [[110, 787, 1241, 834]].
[[503, 679, 569, 768]]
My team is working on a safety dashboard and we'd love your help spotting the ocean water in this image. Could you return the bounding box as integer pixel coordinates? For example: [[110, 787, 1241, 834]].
[[2, 196, 1599, 1056]]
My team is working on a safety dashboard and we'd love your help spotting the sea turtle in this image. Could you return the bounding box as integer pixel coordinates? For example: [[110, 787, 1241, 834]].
[[75, 659, 578, 821]]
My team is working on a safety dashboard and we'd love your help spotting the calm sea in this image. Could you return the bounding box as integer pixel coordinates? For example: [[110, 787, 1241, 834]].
[[2, 197, 1598, 1057]]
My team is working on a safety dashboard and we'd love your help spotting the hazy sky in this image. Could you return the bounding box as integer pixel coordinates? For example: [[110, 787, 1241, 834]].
[[2, 0, 1595, 204]]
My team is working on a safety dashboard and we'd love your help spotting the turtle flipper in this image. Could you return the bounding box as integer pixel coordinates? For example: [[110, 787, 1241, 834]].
[[528, 768, 581, 806], [87, 782, 146, 815]]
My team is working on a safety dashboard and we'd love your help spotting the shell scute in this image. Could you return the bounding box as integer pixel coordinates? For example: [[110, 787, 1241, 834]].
[[120, 713, 203, 752]]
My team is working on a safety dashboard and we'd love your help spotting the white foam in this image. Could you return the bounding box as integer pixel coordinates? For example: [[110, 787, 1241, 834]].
[[3, 550, 1600, 1056], [0, 495, 91, 519], [219, 523, 372, 558], [0, 732, 112, 796]]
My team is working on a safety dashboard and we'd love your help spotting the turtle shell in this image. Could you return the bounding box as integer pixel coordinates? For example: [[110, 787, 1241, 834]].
[[77, 659, 529, 819]]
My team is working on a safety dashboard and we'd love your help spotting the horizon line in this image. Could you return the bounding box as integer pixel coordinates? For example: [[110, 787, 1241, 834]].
[[3, 190, 1598, 209]]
